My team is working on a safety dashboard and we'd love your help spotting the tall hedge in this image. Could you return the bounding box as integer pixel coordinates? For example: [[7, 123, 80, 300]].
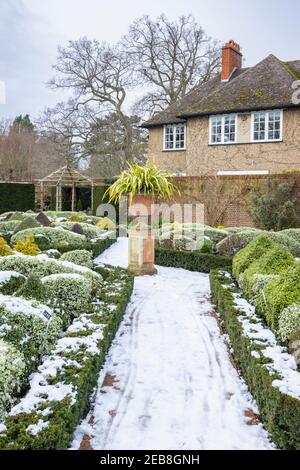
[[0, 183, 35, 213]]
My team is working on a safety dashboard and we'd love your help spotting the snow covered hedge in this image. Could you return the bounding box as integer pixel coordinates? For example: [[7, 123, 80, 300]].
[[0, 255, 103, 293], [11, 227, 86, 251], [210, 269, 300, 450], [155, 247, 232, 273], [0, 265, 134, 450], [0, 296, 62, 370], [0, 339, 26, 421], [41, 273, 92, 318], [60, 250, 93, 269]]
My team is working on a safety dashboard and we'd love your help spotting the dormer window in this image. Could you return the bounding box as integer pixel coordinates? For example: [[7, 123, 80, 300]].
[[163, 123, 186, 151], [252, 110, 283, 142], [209, 114, 237, 145]]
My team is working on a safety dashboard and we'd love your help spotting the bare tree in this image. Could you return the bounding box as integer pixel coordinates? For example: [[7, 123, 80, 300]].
[[124, 14, 220, 116], [48, 38, 137, 161], [37, 100, 96, 167], [87, 112, 148, 178]]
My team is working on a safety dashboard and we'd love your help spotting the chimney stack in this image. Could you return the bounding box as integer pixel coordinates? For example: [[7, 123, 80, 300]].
[[221, 40, 242, 82]]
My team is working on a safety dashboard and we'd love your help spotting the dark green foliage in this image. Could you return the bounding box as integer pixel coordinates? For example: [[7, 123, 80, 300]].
[[0, 184, 35, 214], [217, 230, 261, 257], [0, 266, 134, 450], [210, 269, 300, 449], [16, 274, 47, 303], [249, 177, 300, 231], [155, 247, 232, 273], [232, 234, 277, 281], [243, 245, 294, 298], [14, 216, 41, 234], [0, 273, 26, 295], [260, 265, 300, 331]]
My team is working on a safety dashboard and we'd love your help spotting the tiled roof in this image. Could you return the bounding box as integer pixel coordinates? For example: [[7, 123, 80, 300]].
[[143, 55, 300, 128]]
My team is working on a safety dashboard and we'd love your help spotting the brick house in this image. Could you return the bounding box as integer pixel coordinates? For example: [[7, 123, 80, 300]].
[[143, 41, 300, 176]]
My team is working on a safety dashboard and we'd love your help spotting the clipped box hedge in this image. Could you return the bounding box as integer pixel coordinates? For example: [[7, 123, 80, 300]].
[[0, 183, 35, 214], [155, 247, 232, 273], [210, 269, 300, 450], [0, 265, 134, 450]]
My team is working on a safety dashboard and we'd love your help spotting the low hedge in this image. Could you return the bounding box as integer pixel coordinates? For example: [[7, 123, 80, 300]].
[[210, 269, 300, 450], [0, 265, 134, 450], [155, 247, 232, 273]]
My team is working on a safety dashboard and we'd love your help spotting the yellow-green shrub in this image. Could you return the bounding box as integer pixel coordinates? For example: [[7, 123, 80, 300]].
[[96, 217, 115, 230], [0, 238, 13, 257], [13, 235, 40, 256]]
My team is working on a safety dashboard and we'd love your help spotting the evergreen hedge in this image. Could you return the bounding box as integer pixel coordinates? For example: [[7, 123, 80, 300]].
[[155, 247, 232, 273], [0, 265, 134, 450], [0, 183, 35, 214], [210, 269, 300, 450]]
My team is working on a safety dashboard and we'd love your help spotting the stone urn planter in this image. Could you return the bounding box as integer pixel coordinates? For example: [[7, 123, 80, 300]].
[[128, 194, 155, 218]]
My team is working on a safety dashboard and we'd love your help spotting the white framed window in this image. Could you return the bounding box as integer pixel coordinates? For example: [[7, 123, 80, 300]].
[[251, 110, 283, 142], [163, 123, 186, 151], [209, 114, 237, 145]]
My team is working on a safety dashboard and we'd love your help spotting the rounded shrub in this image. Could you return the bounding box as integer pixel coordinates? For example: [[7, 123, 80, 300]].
[[232, 234, 277, 281], [0, 339, 26, 421], [243, 245, 294, 299], [0, 297, 62, 366], [58, 222, 100, 240], [249, 273, 280, 307], [0, 238, 13, 257], [266, 232, 300, 257], [13, 235, 41, 256], [0, 255, 103, 292], [11, 227, 86, 250], [259, 265, 300, 331], [16, 273, 47, 303], [0, 221, 20, 234], [280, 229, 300, 243], [278, 304, 300, 343], [13, 216, 40, 234], [0, 271, 27, 295], [60, 249, 93, 268], [217, 230, 261, 258], [41, 273, 92, 317]]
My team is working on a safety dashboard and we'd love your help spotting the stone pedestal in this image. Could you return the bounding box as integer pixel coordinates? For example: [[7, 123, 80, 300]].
[[128, 222, 157, 276]]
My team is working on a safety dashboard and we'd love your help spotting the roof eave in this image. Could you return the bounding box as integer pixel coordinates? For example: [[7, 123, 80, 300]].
[[179, 103, 300, 119]]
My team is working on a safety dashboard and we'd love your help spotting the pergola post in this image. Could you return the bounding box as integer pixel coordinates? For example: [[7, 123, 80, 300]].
[[91, 183, 94, 214], [71, 183, 76, 212], [40, 181, 44, 212]]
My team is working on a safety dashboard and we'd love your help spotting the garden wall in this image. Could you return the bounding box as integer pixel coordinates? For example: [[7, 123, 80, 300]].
[[157, 173, 300, 228]]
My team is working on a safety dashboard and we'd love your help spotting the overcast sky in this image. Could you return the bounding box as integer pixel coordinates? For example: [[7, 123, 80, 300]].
[[0, 0, 299, 120]]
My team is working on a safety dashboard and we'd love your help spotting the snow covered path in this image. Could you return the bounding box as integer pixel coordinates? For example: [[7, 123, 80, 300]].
[[72, 238, 273, 450]]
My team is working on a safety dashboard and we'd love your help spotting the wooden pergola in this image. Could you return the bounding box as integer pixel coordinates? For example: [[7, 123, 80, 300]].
[[38, 166, 95, 212]]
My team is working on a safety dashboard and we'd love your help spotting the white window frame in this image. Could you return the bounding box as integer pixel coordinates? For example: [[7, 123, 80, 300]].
[[251, 110, 283, 143], [163, 123, 186, 151], [209, 114, 238, 145]]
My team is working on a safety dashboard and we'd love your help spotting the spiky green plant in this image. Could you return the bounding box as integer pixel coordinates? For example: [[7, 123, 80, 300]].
[[105, 164, 179, 204]]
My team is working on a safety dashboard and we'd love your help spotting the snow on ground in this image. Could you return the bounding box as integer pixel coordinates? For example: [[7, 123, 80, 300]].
[[72, 238, 274, 450]]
